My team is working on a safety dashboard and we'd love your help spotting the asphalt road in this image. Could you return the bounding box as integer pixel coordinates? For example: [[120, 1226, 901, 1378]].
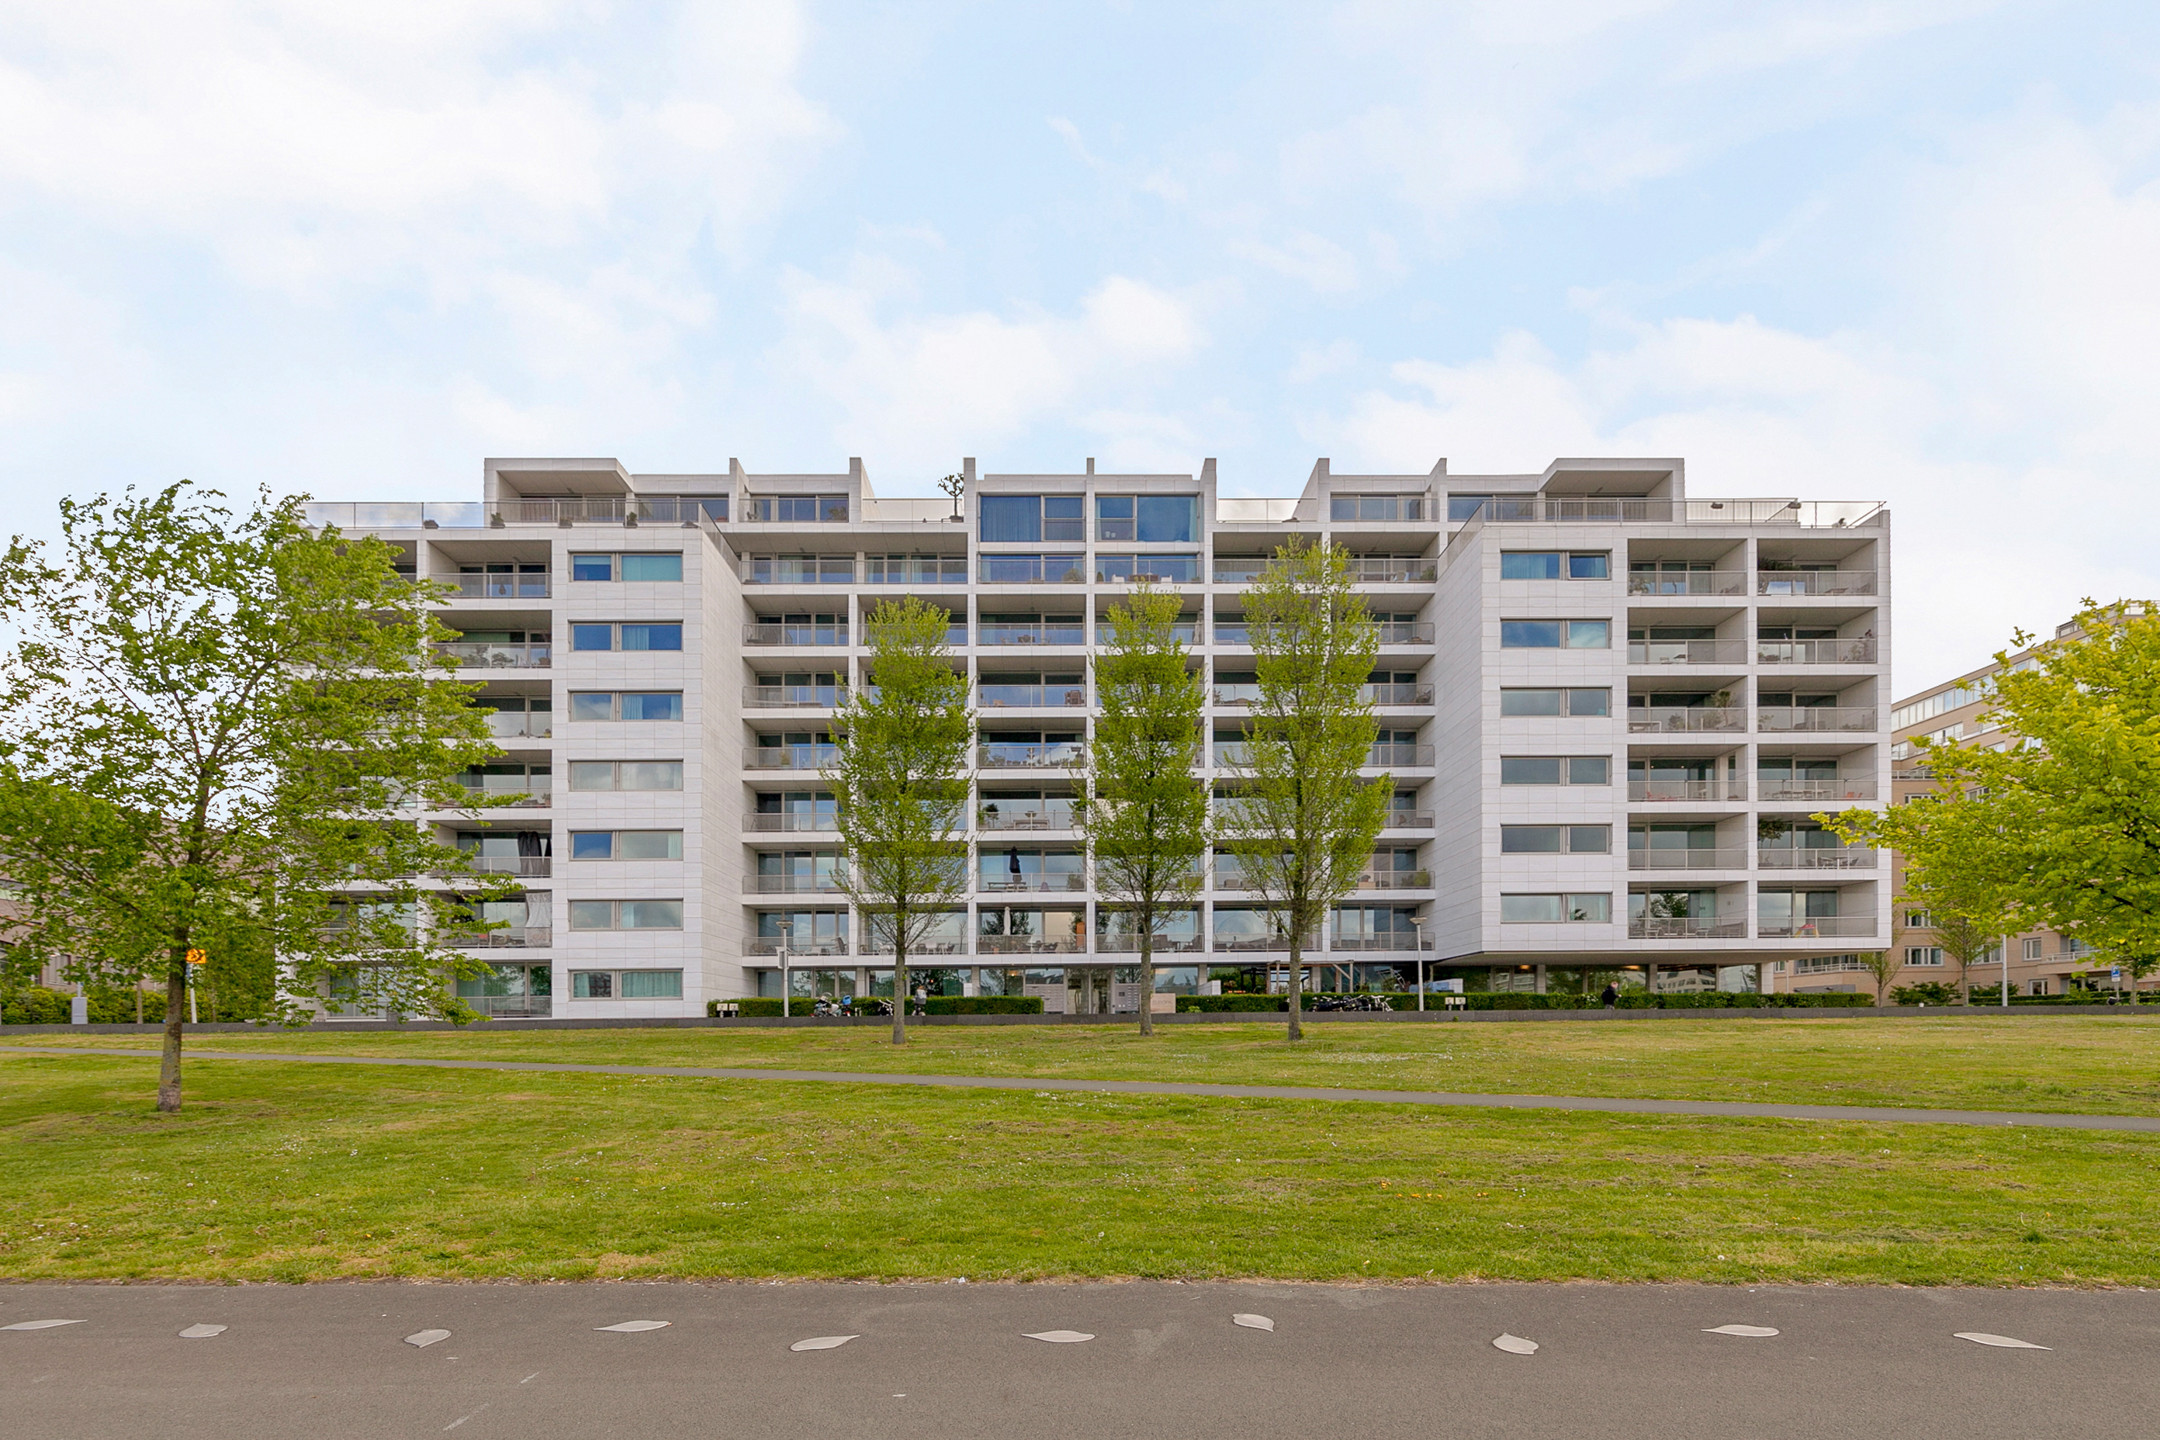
[[11, 1045, 2159, 1131], [4, 1281, 2153, 1439]]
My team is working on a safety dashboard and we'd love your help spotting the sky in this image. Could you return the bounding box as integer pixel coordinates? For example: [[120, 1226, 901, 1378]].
[[3, 0, 2157, 692]]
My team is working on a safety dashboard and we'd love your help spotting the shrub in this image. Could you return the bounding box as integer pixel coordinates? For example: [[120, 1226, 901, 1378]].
[[1, 988, 70, 1025], [85, 988, 168, 1024], [1892, 982, 1962, 1006], [924, 995, 1044, 1015]]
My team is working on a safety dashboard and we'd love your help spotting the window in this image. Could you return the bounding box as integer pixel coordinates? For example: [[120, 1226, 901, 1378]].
[[1501, 893, 1612, 923], [980, 494, 1083, 542], [570, 831, 684, 861], [978, 553, 1086, 584], [1097, 495, 1199, 543], [1904, 947, 1944, 967], [570, 553, 684, 583], [571, 969, 684, 999], [1500, 687, 1611, 717], [1500, 552, 1610, 580], [1329, 495, 1425, 522], [1501, 619, 1610, 648], [1096, 553, 1202, 584], [568, 899, 684, 931], [1903, 909, 1934, 929], [568, 760, 684, 792], [745, 495, 847, 523], [1499, 756, 1610, 785], [2023, 937, 2044, 960], [569, 691, 683, 722], [570, 623, 682, 652], [866, 554, 967, 584], [1500, 825, 1611, 853], [747, 555, 854, 584]]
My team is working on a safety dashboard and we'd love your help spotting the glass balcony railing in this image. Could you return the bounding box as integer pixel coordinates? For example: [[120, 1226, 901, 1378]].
[[456, 855, 553, 877], [1346, 558, 1437, 584], [1755, 777, 1877, 802], [1094, 622, 1199, 646], [436, 641, 550, 669], [1332, 933, 1434, 952], [304, 502, 487, 530], [744, 623, 848, 646], [441, 925, 553, 949], [745, 558, 855, 584], [1627, 917, 1747, 940], [977, 743, 1083, 768], [865, 556, 969, 585], [747, 812, 839, 832], [1626, 779, 1748, 802], [1381, 811, 1436, 828], [745, 745, 839, 770], [1352, 869, 1433, 890], [979, 684, 1087, 708], [1094, 934, 1205, 954], [1757, 847, 1878, 870], [482, 711, 552, 739], [978, 556, 1086, 584], [1213, 560, 1269, 585], [1626, 571, 1747, 596], [747, 936, 850, 957], [1366, 743, 1435, 767], [448, 573, 550, 599], [1627, 706, 1747, 734], [1361, 683, 1434, 705], [1756, 569, 1878, 596], [978, 803, 1078, 830], [1758, 707, 1877, 733], [977, 934, 1086, 955], [752, 873, 847, 893], [744, 685, 847, 708], [1756, 639, 1878, 665], [1626, 849, 1749, 871], [1212, 684, 1260, 706], [1627, 640, 1748, 666], [977, 872, 1087, 893], [983, 623, 1086, 646], [1756, 915, 1879, 939]]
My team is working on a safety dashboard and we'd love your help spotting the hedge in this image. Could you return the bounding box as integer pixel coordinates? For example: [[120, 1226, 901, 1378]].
[[925, 995, 1043, 1015], [1177, 990, 1880, 1013]]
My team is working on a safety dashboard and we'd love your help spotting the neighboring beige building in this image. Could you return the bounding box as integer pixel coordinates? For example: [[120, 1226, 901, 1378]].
[[1780, 619, 2144, 1000]]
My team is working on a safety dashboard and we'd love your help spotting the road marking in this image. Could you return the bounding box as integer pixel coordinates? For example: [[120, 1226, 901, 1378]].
[[1024, 1330, 1095, 1343], [1492, 1334, 1538, 1355], [1705, 1325, 1779, 1338], [790, 1335, 858, 1351], [595, 1320, 670, 1333], [3, 1320, 85, 1331], [520, 1373, 539, 1384], [405, 1329, 451, 1348], [1232, 1314, 1275, 1332], [1956, 1332, 2050, 1349], [179, 1324, 227, 1339], [443, 1401, 490, 1431]]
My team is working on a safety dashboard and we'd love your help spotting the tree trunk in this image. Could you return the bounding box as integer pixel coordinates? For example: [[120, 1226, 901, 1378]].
[[1285, 939, 1304, 1042], [1138, 925, 1155, 1037], [158, 947, 187, 1113], [892, 940, 908, 1046]]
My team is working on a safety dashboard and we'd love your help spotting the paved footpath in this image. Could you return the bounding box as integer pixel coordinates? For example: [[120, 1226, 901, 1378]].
[[8, 1044, 2160, 1131], [5, 1281, 2156, 1440]]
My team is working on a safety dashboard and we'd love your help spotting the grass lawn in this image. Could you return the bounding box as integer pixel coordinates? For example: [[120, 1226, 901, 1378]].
[[4, 1049, 2159, 1286], [12, 1012, 2160, 1115]]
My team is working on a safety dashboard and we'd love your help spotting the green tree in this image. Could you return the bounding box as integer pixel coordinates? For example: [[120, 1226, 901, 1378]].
[[0, 484, 511, 1110], [825, 597, 972, 1044], [1223, 539, 1391, 1041], [1831, 600, 2159, 1002], [1856, 948, 1900, 1006], [1078, 582, 1209, 1036]]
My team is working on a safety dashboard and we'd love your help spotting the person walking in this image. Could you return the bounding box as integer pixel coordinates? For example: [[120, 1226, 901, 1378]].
[[1599, 981, 1619, 1011]]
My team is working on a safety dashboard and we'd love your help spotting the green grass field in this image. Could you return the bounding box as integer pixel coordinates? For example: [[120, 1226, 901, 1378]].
[[4, 1018, 2160, 1286], [13, 1012, 2160, 1114]]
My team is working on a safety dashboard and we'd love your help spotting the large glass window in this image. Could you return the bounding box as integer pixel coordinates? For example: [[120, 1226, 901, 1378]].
[[568, 899, 684, 930], [1500, 825, 1610, 853], [570, 553, 683, 583], [569, 830, 683, 861], [1501, 619, 1610, 648], [1096, 553, 1201, 584], [569, 691, 683, 721], [1097, 495, 1199, 543], [1500, 893, 1611, 923], [571, 969, 683, 999], [980, 495, 1084, 542], [1499, 756, 1610, 785], [570, 623, 682, 652], [1500, 687, 1611, 717], [567, 760, 684, 792]]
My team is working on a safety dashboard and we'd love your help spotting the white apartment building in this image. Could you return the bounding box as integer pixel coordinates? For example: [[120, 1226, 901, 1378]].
[[306, 454, 1891, 1018]]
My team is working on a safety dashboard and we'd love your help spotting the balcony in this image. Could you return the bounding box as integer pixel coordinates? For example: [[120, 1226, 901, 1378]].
[[1377, 622, 1435, 644], [1758, 847, 1878, 870], [447, 784, 551, 809], [977, 934, 1085, 955], [978, 556, 1086, 585], [857, 939, 968, 958], [1362, 683, 1435, 705], [744, 623, 849, 647], [1381, 811, 1436, 828], [742, 496, 849, 524], [1347, 558, 1437, 584], [1094, 934, 1205, 954], [1627, 779, 1748, 802], [980, 683, 1087, 709], [1466, 498, 1884, 528], [978, 873, 1087, 893], [1628, 917, 1747, 940], [1626, 571, 1746, 597], [1332, 933, 1435, 952], [1212, 935, 1294, 952], [866, 557, 969, 586], [745, 745, 838, 770], [1367, 743, 1436, 767], [1627, 706, 1746, 734], [1758, 707, 1877, 734], [752, 874, 846, 894], [1094, 622, 1198, 646], [745, 559, 855, 585], [489, 496, 711, 526], [1757, 639, 1878, 666], [1757, 778, 1878, 802], [1757, 569, 1878, 596], [745, 685, 848, 709], [437, 641, 550, 669], [979, 802, 1078, 831], [978, 743, 1083, 768], [747, 936, 850, 958], [1757, 916, 1879, 939], [458, 856, 553, 878], [1627, 849, 1749, 871], [983, 623, 1086, 646], [442, 926, 553, 949], [1627, 640, 1748, 667], [305, 501, 486, 530], [448, 574, 550, 599], [1353, 869, 1433, 890], [746, 813, 838, 832], [1213, 683, 1260, 706], [482, 711, 552, 739]]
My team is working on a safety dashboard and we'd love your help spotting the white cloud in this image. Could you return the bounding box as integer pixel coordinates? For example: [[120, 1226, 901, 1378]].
[[773, 267, 1208, 476], [1230, 231, 1361, 294]]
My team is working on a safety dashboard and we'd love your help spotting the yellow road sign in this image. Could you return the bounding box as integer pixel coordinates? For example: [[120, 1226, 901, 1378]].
[[185, 949, 207, 966]]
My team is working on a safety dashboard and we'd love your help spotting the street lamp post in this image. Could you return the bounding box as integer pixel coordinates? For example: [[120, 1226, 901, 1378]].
[[1413, 917, 1427, 1011], [778, 920, 794, 1020]]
